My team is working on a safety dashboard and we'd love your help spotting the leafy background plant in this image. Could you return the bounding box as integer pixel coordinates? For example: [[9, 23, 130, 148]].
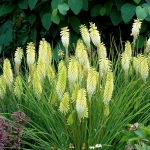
[[120, 123, 150, 150], [1, 0, 150, 62]]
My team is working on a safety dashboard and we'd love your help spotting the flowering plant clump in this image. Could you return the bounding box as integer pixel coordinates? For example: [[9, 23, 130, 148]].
[[0, 19, 150, 150]]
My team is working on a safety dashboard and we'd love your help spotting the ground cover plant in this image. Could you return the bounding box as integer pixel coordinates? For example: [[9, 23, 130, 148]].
[[0, 18, 150, 150], [0, 110, 30, 149]]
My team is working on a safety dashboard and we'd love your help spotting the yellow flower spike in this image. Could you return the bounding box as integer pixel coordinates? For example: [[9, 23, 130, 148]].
[[98, 42, 107, 58], [103, 71, 114, 106], [14, 76, 23, 99], [58, 60, 65, 73], [133, 57, 139, 75], [56, 66, 67, 99], [104, 104, 109, 117], [28, 63, 36, 84], [48, 93, 56, 105], [71, 83, 79, 103], [131, 18, 142, 40], [140, 56, 148, 82], [89, 22, 100, 48], [67, 112, 74, 125], [80, 24, 91, 56], [14, 47, 23, 76], [60, 26, 69, 60], [76, 88, 87, 123], [37, 57, 46, 83], [39, 38, 48, 62], [26, 42, 35, 75], [33, 70, 42, 99], [75, 39, 84, 59], [78, 63, 83, 85], [47, 42, 52, 65], [77, 43, 88, 66], [68, 57, 78, 86], [99, 57, 111, 78], [3, 59, 13, 90], [0, 75, 6, 99], [68, 113, 74, 124], [125, 41, 132, 60], [87, 68, 97, 101], [47, 65, 55, 81], [121, 52, 130, 78], [137, 54, 144, 74], [82, 105, 88, 119], [59, 92, 70, 115], [83, 58, 90, 73]]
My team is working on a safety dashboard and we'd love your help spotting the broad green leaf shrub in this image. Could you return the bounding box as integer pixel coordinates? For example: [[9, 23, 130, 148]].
[[120, 123, 150, 150], [0, 20, 150, 149], [1, 0, 150, 61]]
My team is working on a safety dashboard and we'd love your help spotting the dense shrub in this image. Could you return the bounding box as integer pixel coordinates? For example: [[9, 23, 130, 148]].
[[1, 0, 150, 61]]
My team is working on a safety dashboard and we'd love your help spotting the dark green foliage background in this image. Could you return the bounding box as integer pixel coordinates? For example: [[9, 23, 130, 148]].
[[1, 0, 150, 61]]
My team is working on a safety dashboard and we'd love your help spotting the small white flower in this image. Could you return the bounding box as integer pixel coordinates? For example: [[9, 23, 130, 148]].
[[89, 146, 95, 149], [95, 144, 102, 148]]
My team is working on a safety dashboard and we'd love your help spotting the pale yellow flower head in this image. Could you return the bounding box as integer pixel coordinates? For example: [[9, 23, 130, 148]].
[[75, 39, 83, 59], [133, 57, 139, 74], [39, 38, 48, 62], [125, 41, 132, 60], [0, 75, 6, 99], [33, 70, 42, 99], [78, 63, 83, 85], [82, 105, 88, 119], [67, 111, 75, 125], [28, 63, 36, 83], [103, 71, 114, 106], [14, 76, 23, 99], [58, 60, 65, 73], [59, 92, 70, 115], [137, 54, 143, 74], [87, 68, 97, 99], [60, 26, 69, 50], [47, 65, 55, 81], [80, 24, 90, 48], [68, 57, 78, 85], [37, 57, 46, 82], [14, 47, 23, 65], [26, 42, 35, 66], [47, 42, 52, 65], [78, 49, 88, 65], [83, 58, 90, 73], [98, 42, 107, 58], [99, 57, 111, 78], [56, 66, 67, 99], [76, 41, 88, 66], [3, 59, 13, 90], [121, 52, 130, 72], [89, 22, 100, 47], [71, 83, 79, 103], [140, 56, 149, 82], [76, 88, 87, 122], [131, 18, 142, 40]]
